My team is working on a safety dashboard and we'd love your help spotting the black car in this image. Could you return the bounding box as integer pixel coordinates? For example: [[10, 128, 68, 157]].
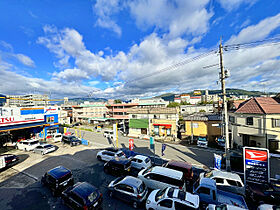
[[62, 135, 82, 146], [41, 166, 74, 196], [0, 154, 19, 168], [221, 151, 243, 171], [62, 182, 103, 210], [104, 159, 131, 176]]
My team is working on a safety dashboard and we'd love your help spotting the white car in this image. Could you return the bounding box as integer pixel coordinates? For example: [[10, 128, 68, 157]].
[[257, 204, 280, 210], [146, 187, 199, 210], [197, 137, 208, 148], [131, 155, 152, 170], [207, 204, 245, 210], [96, 150, 126, 162], [53, 133, 63, 142], [33, 144, 56, 155], [103, 130, 114, 139], [16, 139, 40, 151]]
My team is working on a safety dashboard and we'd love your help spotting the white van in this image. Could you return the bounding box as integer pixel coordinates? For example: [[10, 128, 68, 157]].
[[103, 130, 114, 139], [138, 166, 186, 191], [201, 170, 245, 195], [16, 139, 40, 151], [53, 133, 63, 142]]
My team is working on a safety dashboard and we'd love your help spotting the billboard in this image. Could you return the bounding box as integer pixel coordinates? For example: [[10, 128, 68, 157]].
[[193, 90, 201, 95], [243, 147, 270, 185]]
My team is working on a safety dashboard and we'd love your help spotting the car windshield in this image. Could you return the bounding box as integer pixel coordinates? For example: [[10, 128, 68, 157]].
[[58, 172, 72, 183], [117, 152, 124, 157], [137, 182, 146, 194], [30, 141, 39, 145], [55, 135, 62, 137], [198, 138, 207, 141], [155, 188, 167, 201], [204, 171, 213, 178], [70, 137, 78, 141], [44, 145, 53, 148], [88, 191, 98, 203]]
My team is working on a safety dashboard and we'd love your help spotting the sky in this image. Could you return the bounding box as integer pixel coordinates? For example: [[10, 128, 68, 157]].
[[0, 0, 280, 99]]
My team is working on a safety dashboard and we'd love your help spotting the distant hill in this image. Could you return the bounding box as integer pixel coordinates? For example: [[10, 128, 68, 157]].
[[154, 89, 277, 101], [56, 97, 107, 105]]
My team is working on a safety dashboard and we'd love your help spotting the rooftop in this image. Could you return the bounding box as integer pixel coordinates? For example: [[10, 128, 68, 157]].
[[127, 107, 178, 114], [183, 113, 221, 121], [235, 97, 280, 114]]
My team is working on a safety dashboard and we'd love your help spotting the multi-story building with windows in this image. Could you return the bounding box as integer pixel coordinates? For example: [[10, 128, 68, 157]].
[[5, 94, 50, 107]]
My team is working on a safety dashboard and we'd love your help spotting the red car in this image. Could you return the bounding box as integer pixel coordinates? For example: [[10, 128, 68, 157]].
[[163, 160, 193, 184]]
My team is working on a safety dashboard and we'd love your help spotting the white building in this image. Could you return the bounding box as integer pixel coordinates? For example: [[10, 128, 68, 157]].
[[189, 96, 201, 104], [181, 104, 214, 115], [5, 94, 50, 107]]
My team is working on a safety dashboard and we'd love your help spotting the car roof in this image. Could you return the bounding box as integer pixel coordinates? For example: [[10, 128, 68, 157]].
[[210, 170, 242, 181], [150, 166, 183, 179], [48, 166, 71, 179], [21, 139, 39, 142], [166, 187, 199, 208], [109, 158, 130, 164], [72, 182, 98, 198], [167, 160, 192, 169], [119, 176, 143, 188], [199, 178, 216, 188], [133, 155, 149, 161], [105, 147, 119, 152]]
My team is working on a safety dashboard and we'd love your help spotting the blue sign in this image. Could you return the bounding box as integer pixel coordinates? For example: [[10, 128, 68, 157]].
[[150, 137, 154, 150], [214, 153, 222, 170], [162, 144, 166, 156]]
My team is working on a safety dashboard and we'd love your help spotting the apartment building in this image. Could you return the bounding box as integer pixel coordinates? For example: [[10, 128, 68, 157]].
[[180, 104, 214, 115], [229, 97, 280, 152], [5, 94, 50, 107]]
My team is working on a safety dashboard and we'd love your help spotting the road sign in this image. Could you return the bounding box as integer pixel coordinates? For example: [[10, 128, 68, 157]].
[[162, 144, 166, 156], [243, 147, 270, 185], [214, 153, 222, 170], [150, 137, 154, 150], [129, 139, 134, 151]]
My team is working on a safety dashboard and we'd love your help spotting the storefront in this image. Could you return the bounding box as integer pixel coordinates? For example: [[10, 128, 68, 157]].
[[153, 124, 172, 136]]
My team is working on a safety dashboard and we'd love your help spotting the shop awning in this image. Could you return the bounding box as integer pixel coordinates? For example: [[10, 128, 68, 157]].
[[153, 124, 172, 129], [0, 122, 46, 132], [129, 119, 149, 129]]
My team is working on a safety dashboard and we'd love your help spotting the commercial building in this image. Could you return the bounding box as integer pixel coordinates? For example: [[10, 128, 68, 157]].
[[181, 113, 222, 142], [228, 96, 280, 152], [5, 94, 50, 107], [180, 104, 214, 115], [201, 90, 219, 103], [189, 96, 201, 104], [128, 107, 179, 140]]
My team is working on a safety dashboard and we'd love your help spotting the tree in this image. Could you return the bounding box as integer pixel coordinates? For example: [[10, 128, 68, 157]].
[[167, 102, 180, 107], [199, 109, 206, 112], [114, 99, 122, 104], [180, 101, 191, 105]]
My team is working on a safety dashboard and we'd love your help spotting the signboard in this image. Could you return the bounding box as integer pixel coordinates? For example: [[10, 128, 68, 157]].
[[243, 147, 270, 185], [214, 153, 222, 170], [44, 106, 58, 115], [0, 156, 6, 169], [162, 144, 166, 156], [129, 139, 134, 151], [150, 137, 154, 150], [193, 90, 201, 95]]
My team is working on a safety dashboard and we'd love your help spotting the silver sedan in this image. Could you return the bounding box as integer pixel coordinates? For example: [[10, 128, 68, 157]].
[[33, 144, 56, 155]]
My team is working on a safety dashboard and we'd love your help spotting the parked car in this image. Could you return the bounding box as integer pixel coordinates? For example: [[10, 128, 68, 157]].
[[16, 139, 40, 151], [257, 204, 280, 210], [61, 182, 103, 210], [221, 151, 243, 172], [163, 160, 193, 185], [53, 133, 63, 142], [201, 170, 245, 196], [146, 187, 200, 210], [104, 159, 131, 176], [108, 176, 148, 208], [131, 155, 152, 170], [0, 154, 19, 168], [62, 135, 82, 146], [197, 137, 208, 148], [138, 166, 186, 191], [193, 178, 248, 209], [192, 166, 209, 183], [215, 137, 225, 149], [103, 130, 114, 139], [70, 122, 82, 127], [33, 144, 56, 155], [41, 166, 74, 196], [207, 204, 245, 210], [96, 150, 126, 162], [247, 182, 280, 205]]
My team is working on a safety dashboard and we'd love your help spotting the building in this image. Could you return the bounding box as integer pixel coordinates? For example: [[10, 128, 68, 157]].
[[180, 94, 191, 103], [174, 94, 181, 103], [201, 90, 219, 103], [127, 107, 179, 140], [58, 106, 70, 125], [131, 98, 168, 107], [181, 113, 222, 142], [5, 94, 50, 107], [72, 102, 108, 124], [229, 97, 280, 152], [189, 96, 202, 104], [181, 104, 214, 115]]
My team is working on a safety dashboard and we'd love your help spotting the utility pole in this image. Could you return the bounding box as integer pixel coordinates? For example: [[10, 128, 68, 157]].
[[219, 39, 231, 172]]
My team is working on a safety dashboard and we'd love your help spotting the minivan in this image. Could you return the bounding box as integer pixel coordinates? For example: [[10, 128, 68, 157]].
[[138, 166, 186, 191], [103, 130, 114, 139], [16, 139, 40, 151], [164, 160, 193, 184]]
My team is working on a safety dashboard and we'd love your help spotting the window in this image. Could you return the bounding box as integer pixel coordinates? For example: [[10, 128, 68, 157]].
[[70, 192, 84, 205], [192, 123, 199, 128], [178, 191, 186, 200], [272, 119, 280, 128], [124, 185, 134, 193], [154, 126, 159, 135], [132, 115, 137, 119], [145, 158, 150, 164], [167, 128, 171, 136], [214, 178, 224, 184], [226, 179, 242, 187], [175, 201, 195, 210], [158, 199, 173, 208], [197, 187, 210, 195], [246, 117, 253, 125], [46, 116, 55, 123], [229, 116, 235, 123], [116, 184, 127, 191], [213, 190, 216, 201], [182, 109, 185, 112], [167, 187, 174, 198]]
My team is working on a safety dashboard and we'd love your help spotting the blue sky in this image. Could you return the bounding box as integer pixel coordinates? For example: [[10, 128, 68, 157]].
[[0, 0, 280, 99]]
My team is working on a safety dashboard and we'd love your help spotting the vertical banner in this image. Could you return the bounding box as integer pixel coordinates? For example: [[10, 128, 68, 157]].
[[113, 123, 118, 148], [129, 139, 134, 151], [79, 128, 81, 138], [162, 144, 166, 156], [214, 153, 222, 170], [243, 147, 270, 185], [75, 129, 78, 137], [64, 127, 67, 134], [150, 137, 154, 150]]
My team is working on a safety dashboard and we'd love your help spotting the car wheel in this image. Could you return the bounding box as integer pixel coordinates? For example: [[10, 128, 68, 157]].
[[132, 201, 138, 209], [70, 143, 73, 147], [109, 191, 113, 198], [24, 148, 27, 152], [97, 156, 101, 161], [41, 151, 44, 156]]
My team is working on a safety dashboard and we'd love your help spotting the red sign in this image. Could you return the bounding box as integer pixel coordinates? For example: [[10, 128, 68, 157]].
[[129, 139, 134, 151], [245, 149, 268, 161], [0, 117, 15, 123]]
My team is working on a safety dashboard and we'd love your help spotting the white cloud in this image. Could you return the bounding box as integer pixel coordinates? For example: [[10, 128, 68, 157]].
[[93, 0, 122, 36], [14, 54, 35, 67], [88, 81, 100, 86], [227, 13, 280, 44], [53, 68, 89, 82], [217, 0, 258, 11], [129, 0, 213, 38], [0, 41, 13, 51]]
